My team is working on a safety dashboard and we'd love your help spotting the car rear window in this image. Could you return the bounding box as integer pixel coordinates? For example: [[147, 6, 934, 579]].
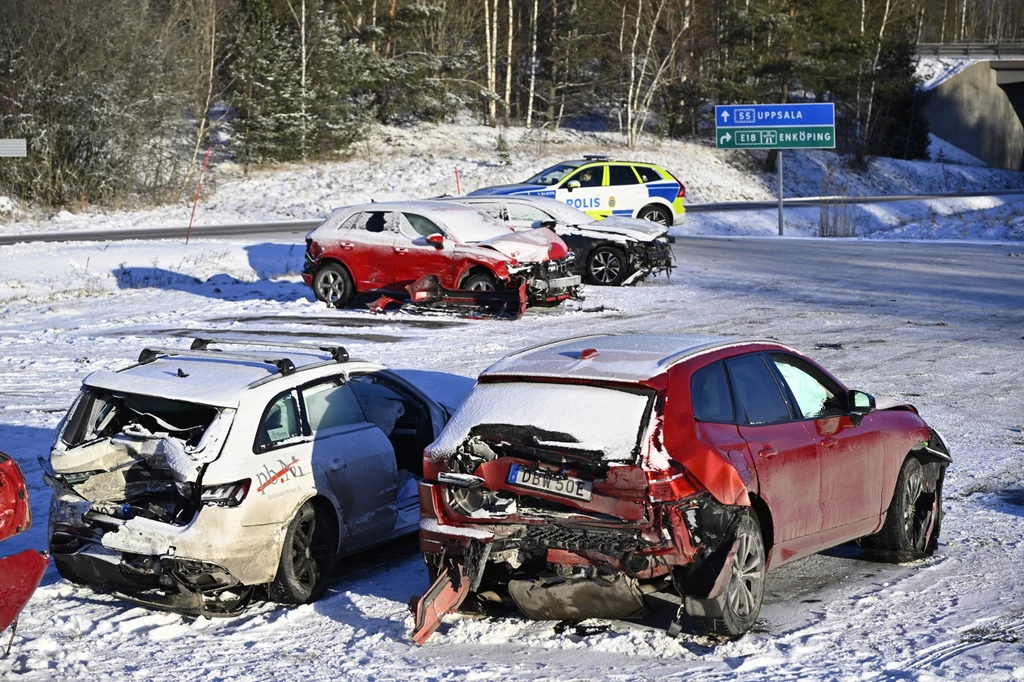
[[431, 381, 653, 462], [691, 361, 735, 423], [608, 165, 640, 185], [725, 355, 792, 425]]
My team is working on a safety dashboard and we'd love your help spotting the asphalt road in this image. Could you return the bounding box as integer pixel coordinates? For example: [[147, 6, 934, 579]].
[[3, 189, 1023, 245]]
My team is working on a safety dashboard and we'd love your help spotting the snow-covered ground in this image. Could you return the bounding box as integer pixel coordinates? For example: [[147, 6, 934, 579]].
[[1, 234, 1023, 681], [1, 120, 1022, 241]]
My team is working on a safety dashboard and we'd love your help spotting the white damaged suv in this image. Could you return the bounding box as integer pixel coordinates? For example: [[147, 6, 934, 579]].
[[44, 339, 458, 614]]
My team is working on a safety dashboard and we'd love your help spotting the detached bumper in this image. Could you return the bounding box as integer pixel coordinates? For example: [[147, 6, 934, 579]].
[[0, 550, 49, 631]]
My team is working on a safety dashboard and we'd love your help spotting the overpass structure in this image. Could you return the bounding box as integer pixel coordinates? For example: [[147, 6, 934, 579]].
[[919, 41, 1024, 171]]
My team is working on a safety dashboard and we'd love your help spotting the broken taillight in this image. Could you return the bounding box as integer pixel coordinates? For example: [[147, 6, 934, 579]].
[[307, 239, 322, 259], [646, 462, 703, 502], [200, 479, 251, 508]]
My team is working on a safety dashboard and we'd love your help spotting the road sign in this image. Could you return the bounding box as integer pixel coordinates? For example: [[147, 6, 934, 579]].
[[714, 103, 836, 237], [715, 103, 835, 128], [0, 139, 27, 157], [716, 126, 835, 149], [715, 104, 835, 150]]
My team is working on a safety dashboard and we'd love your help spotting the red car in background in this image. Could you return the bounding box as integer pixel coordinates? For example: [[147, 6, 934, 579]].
[[411, 335, 950, 644], [1, 451, 49, 634], [302, 201, 581, 309]]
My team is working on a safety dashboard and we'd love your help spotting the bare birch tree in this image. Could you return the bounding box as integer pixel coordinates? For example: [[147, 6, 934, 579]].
[[621, 0, 685, 147], [525, 0, 539, 127]]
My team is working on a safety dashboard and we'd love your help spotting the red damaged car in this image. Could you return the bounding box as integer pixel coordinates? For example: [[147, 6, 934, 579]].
[[303, 201, 581, 311], [411, 335, 950, 643], [1, 451, 49, 634]]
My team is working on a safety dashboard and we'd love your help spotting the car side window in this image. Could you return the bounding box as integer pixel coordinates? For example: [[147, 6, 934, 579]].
[[770, 354, 845, 419], [564, 166, 603, 188], [724, 354, 792, 425], [691, 361, 735, 423], [472, 202, 505, 221], [399, 212, 444, 239], [354, 210, 391, 233], [255, 391, 303, 452], [349, 375, 409, 437], [634, 166, 662, 184], [506, 203, 553, 224], [608, 165, 640, 186], [302, 381, 367, 432], [337, 212, 361, 230]]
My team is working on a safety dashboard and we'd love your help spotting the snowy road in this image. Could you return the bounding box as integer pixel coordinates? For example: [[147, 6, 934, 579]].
[[1, 235, 1022, 680]]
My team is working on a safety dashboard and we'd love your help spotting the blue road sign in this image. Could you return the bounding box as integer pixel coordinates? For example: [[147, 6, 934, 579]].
[[715, 103, 835, 128]]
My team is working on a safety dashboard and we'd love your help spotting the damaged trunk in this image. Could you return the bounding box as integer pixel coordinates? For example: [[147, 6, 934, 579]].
[[47, 389, 239, 611]]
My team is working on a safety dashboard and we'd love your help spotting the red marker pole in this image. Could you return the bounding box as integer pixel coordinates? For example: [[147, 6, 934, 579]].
[[186, 148, 212, 245], [454, 167, 462, 195]]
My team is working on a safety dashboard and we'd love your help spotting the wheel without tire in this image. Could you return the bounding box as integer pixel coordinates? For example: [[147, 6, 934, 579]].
[[695, 510, 766, 639], [313, 263, 355, 308], [461, 272, 498, 291], [586, 246, 630, 286], [638, 204, 671, 226], [860, 456, 942, 562], [268, 501, 337, 604]]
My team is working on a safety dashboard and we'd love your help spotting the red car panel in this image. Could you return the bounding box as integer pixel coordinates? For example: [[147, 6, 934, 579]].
[[0, 451, 50, 634]]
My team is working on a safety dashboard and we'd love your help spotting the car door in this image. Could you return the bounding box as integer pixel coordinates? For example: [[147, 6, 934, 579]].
[[605, 164, 648, 217], [346, 210, 397, 292], [725, 353, 823, 559], [555, 165, 608, 218], [768, 353, 885, 541], [302, 378, 399, 542], [394, 211, 455, 289]]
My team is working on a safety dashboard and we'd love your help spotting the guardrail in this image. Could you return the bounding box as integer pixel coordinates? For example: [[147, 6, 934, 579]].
[[917, 41, 1024, 58]]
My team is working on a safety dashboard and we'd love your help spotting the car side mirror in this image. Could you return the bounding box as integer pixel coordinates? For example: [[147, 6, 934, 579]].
[[426, 233, 445, 248], [847, 390, 875, 426], [567, 180, 580, 192]]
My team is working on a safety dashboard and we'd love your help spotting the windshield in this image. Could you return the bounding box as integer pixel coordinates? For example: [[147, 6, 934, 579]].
[[523, 162, 583, 186], [432, 382, 652, 462], [62, 389, 218, 448], [440, 209, 514, 244]]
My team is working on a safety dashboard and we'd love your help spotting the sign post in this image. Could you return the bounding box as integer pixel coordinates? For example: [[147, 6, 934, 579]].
[[715, 104, 835, 236]]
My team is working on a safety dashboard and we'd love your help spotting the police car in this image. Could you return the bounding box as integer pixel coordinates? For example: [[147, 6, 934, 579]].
[[467, 155, 686, 226]]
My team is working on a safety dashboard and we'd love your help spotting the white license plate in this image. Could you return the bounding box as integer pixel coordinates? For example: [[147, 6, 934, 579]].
[[507, 463, 593, 502]]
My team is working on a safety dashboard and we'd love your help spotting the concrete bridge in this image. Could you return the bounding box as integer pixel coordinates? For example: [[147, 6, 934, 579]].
[[919, 42, 1024, 170]]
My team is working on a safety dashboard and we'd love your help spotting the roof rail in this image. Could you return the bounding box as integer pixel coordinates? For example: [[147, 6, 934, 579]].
[[135, 338, 350, 380], [137, 347, 298, 376], [190, 337, 349, 363]]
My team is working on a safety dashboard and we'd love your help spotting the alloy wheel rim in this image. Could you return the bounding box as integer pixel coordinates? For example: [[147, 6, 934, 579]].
[[591, 251, 622, 283], [292, 514, 330, 589], [903, 468, 932, 550], [316, 271, 343, 302], [642, 210, 668, 225], [727, 530, 764, 618], [468, 280, 496, 292]]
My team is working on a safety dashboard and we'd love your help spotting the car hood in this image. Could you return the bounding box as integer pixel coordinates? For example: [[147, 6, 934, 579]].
[[573, 216, 667, 241], [477, 227, 563, 262], [468, 183, 551, 197]]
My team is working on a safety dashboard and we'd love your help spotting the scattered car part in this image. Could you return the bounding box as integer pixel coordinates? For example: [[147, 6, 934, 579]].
[[405, 275, 528, 319], [0, 451, 50, 642]]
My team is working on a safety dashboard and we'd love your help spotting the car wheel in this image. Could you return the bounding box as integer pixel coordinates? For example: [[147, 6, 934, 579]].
[[461, 272, 498, 291], [638, 204, 671, 226], [267, 501, 337, 605], [585, 246, 629, 286], [313, 263, 355, 308], [694, 510, 765, 639], [860, 457, 942, 562]]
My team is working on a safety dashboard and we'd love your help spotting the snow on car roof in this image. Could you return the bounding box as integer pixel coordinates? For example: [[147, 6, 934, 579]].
[[481, 334, 776, 384], [83, 351, 349, 408]]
